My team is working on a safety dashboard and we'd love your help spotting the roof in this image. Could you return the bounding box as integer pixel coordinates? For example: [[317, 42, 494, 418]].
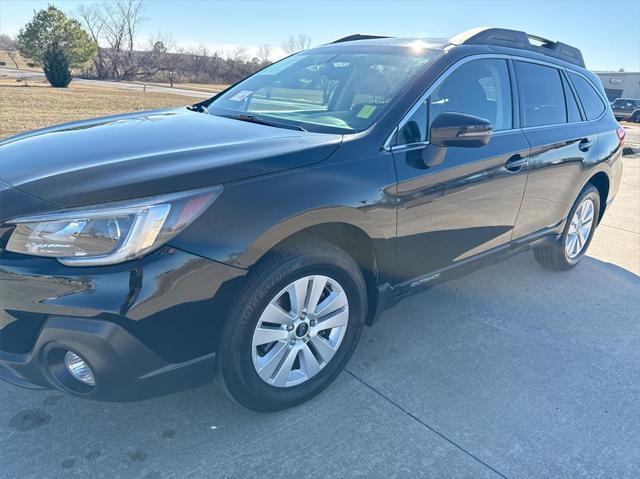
[[328, 27, 586, 68], [323, 36, 449, 50]]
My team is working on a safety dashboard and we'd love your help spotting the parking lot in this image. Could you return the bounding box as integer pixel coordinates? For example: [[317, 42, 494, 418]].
[[1, 127, 639, 478]]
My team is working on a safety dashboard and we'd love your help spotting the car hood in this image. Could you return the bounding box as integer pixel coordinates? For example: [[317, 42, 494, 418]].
[[0, 108, 342, 208]]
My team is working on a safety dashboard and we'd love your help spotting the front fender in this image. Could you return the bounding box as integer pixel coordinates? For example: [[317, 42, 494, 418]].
[[170, 151, 398, 279], [236, 206, 387, 268]]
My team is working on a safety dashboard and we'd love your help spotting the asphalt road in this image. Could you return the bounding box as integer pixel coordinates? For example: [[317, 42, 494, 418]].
[[1, 143, 639, 477], [0, 67, 213, 99]]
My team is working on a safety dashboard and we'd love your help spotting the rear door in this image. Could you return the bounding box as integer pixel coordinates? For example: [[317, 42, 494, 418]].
[[512, 60, 599, 238]]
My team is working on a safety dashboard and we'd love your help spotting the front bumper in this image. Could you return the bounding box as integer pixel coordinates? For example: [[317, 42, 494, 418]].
[[0, 246, 246, 400]]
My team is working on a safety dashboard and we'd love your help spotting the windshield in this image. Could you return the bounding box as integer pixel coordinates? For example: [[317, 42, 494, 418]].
[[206, 45, 434, 134]]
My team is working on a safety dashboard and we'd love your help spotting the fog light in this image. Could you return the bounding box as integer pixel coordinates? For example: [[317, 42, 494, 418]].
[[64, 351, 95, 386]]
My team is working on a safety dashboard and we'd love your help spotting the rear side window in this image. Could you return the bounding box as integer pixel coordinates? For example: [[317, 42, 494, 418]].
[[569, 73, 606, 120], [515, 61, 566, 127]]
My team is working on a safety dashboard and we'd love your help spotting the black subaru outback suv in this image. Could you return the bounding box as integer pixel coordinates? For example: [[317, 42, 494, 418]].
[[0, 28, 625, 411]]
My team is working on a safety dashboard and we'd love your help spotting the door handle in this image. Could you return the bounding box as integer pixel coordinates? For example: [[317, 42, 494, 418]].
[[504, 154, 528, 172], [579, 138, 593, 152]]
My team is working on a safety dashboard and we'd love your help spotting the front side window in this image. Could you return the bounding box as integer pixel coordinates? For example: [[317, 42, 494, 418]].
[[207, 47, 433, 133], [569, 72, 606, 120], [429, 59, 513, 131], [515, 61, 567, 127]]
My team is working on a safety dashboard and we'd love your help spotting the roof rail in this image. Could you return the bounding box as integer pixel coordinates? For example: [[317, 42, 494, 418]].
[[450, 27, 585, 68], [331, 34, 390, 44]]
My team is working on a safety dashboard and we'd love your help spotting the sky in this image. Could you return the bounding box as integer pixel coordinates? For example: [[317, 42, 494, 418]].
[[1, 0, 639, 71]]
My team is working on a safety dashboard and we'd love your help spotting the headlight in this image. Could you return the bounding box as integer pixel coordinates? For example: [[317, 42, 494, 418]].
[[5, 186, 222, 266]]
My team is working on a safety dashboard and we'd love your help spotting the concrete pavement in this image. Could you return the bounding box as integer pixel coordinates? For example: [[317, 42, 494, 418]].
[[625, 122, 640, 150], [1, 158, 639, 476]]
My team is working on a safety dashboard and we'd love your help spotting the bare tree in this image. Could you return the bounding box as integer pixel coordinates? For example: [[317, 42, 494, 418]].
[[78, 4, 107, 77], [73, 0, 272, 85], [144, 33, 184, 86], [77, 0, 145, 79], [257, 43, 272, 63], [281, 34, 311, 54], [186, 43, 210, 83], [232, 46, 248, 62], [0, 33, 20, 69]]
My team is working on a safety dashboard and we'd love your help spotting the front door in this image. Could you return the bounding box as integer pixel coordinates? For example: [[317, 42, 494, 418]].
[[391, 58, 530, 284]]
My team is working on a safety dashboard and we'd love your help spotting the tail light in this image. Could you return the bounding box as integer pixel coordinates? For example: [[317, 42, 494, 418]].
[[616, 126, 626, 146]]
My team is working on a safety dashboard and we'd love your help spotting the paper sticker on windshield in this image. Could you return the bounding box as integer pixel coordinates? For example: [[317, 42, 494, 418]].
[[229, 90, 252, 101], [357, 105, 376, 119]]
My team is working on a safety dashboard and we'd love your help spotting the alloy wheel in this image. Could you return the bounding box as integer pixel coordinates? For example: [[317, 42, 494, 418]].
[[566, 198, 595, 259], [251, 275, 349, 388]]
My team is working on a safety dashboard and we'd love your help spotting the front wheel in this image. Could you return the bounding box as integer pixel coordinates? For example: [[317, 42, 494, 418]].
[[217, 237, 367, 411], [632, 111, 640, 123], [533, 184, 600, 271]]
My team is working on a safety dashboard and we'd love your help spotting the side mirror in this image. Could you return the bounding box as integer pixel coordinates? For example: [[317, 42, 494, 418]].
[[429, 112, 492, 148]]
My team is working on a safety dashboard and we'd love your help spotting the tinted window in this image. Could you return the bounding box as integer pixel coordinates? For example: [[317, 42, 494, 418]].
[[612, 99, 625, 107], [398, 100, 427, 144], [515, 61, 566, 127], [569, 73, 606, 120], [562, 74, 582, 122], [429, 59, 512, 131]]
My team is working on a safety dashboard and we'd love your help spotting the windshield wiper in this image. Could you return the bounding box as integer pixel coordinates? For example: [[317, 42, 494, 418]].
[[187, 103, 210, 114], [222, 114, 307, 132]]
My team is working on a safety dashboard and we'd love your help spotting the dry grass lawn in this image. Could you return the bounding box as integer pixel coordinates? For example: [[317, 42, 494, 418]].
[[0, 77, 202, 139]]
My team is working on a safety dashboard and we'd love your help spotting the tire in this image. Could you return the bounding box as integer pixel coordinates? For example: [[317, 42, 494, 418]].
[[533, 184, 600, 271], [217, 236, 367, 411], [632, 111, 640, 123]]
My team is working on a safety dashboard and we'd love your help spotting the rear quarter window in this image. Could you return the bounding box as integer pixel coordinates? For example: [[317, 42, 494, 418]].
[[569, 73, 606, 120], [561, 74, 582, 123]]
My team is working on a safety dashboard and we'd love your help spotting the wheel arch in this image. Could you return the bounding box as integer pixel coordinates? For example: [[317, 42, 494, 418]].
[[239, 213, 385, 326], [586, 171, 610, 224]]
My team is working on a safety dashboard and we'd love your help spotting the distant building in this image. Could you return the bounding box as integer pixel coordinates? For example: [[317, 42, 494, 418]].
[[595, 72, 640, 102]]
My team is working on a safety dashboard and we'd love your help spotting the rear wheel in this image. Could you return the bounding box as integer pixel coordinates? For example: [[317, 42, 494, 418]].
[[632, 111, 640, 123], [217, 237, 367, 411], [533, 184, 600, 271]]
